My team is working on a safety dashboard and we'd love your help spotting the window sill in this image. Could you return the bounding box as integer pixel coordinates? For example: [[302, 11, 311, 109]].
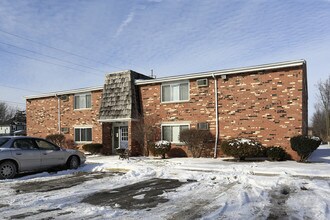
[[169, 142, 186, 146], [75, 141, 93, 144], [74, 108, 92, 111], [161, 100, 190, 104]]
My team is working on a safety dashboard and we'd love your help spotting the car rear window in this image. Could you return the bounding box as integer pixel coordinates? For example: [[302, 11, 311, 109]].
[[0, 138, 10, 148]]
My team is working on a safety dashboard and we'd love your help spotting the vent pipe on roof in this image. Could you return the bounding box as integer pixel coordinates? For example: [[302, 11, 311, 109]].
[[212, 74, 219, 158]]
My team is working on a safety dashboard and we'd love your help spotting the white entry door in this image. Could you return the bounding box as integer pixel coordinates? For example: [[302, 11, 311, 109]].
[[119, 126, 128, 149]]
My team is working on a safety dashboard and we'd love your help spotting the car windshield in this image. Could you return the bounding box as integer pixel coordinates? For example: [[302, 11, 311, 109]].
[[0, 138, 10, 148]]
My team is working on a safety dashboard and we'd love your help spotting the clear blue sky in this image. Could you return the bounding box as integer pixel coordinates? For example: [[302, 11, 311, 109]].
[[0, 0, 329, 121]]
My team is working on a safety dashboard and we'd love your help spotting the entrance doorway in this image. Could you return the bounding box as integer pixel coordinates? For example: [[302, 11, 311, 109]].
[[113, 125, 129, 151]]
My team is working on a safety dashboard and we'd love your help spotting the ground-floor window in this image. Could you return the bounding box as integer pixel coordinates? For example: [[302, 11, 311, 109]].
[[161, 124, 189, 143], [74, 127, 92, 142]]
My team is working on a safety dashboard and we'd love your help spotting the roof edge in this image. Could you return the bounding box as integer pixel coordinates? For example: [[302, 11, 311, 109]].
[[25, 85, 103, 100], [135, 59, 306, 85], [25, 59, 306, 100]]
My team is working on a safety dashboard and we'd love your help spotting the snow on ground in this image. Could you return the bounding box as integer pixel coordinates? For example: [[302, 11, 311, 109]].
[[0, 145, 330, 219]]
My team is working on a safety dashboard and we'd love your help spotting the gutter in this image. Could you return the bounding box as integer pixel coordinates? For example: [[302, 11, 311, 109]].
[[25, 86, 103, 100], [212, 74, 219, 158], [135, 59, 306, 85], [55, 94, 61, 133]]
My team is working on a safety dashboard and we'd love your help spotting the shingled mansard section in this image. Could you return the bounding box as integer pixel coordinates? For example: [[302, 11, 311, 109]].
[[99, 70, 151, 155]]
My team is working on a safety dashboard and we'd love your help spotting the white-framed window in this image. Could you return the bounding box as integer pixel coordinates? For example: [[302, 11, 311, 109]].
[[161, 124, 189, 143], [74, 93, 91, 109], [121, 127, 128, 141], [74, 127, 92, 142], [161, 81, 189, 102]]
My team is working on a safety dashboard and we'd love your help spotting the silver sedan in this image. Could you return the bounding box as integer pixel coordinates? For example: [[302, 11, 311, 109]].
[[0, 136, 86, 179]]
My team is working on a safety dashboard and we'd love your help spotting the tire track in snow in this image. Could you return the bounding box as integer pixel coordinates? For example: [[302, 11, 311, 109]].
[[168, 182, 238, 220]]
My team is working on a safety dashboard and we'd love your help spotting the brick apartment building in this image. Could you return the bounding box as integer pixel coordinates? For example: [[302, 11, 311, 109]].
[[26, 60, 308, 159]]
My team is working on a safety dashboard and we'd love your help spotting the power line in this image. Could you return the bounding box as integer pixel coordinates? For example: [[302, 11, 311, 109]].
[[0, 84, 42, 93], [0, 28, 124, 70], [0, 99, 25, 106], [0, 41, 107, 73], [0, 47, 103, 77]]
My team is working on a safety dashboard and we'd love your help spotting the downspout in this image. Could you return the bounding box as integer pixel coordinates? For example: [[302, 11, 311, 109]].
[[56, 94, 61, 133], [212, 74, 219, 158]]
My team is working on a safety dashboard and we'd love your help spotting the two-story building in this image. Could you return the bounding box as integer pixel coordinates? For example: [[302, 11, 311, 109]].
[[26, 60, 308, 159]]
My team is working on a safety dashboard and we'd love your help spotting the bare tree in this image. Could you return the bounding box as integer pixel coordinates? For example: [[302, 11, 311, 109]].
[[316, 76, 330, 143], [0, 102, 15, 123], [131, 114, 160, 156], [312, 108, 327, 141]]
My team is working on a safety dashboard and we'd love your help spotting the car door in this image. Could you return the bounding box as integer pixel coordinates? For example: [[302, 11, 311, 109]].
[[34, 139, 66, 168], [11, 138, 41, 172]]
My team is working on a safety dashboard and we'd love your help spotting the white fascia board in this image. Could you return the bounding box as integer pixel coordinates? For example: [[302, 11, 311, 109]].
[[25, 86, 103, 100], [98, 118, 139, 122], [135, 59, 306, 85]]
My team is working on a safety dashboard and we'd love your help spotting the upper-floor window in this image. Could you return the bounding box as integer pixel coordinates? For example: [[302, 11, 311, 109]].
[[74, 93, 91, 109], [161, 81, 189, 102]]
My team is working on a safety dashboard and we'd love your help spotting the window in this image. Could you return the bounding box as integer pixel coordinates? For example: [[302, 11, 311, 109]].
[[12, 139, 38, 150], [35, 139, 59, 150], [121, 127, 128, 141], [162, 124, 189, 143], [0, 138, 10, 148], [74, 93, 91, 109], [161, 81, 189, 102], [74, 127, 92, 142]]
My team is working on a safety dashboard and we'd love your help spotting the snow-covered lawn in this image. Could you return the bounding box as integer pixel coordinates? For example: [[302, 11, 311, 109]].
[[0, 145, 330, 219]]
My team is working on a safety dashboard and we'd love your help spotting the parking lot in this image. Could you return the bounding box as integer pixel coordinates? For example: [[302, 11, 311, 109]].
[[0, 150, 330, 219]]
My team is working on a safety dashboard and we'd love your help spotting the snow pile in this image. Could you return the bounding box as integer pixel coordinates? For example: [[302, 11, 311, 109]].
[[228, 138, 258, 146], [155, 140, 170, 148]]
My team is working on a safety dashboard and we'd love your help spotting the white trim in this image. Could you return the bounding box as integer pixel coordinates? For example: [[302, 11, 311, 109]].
[[73, 125, 93, 128], [98, 118, 138, 122], [135, 59, 306, 85], [161, 121, 191, 124], [161, 100, 190, 104], [161, 123, 190, 144], [73, 108, 92, 111], [26, 86, 103, 99]]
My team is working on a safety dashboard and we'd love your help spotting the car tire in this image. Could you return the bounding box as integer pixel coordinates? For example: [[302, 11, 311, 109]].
[[0, 161, 17, 179], [67, 156, 80, 170]]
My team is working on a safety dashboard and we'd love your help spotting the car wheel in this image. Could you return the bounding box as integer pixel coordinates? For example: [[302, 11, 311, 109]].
[[0, 161, 17, 179], [67, 156, 80, 169]]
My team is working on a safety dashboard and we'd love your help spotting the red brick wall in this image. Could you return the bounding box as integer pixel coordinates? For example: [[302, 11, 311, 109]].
[[101, 122, 112, 154], [26, 90, 103, 148], [139, 66, 307, 160], [140, 78, 217, 130]]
